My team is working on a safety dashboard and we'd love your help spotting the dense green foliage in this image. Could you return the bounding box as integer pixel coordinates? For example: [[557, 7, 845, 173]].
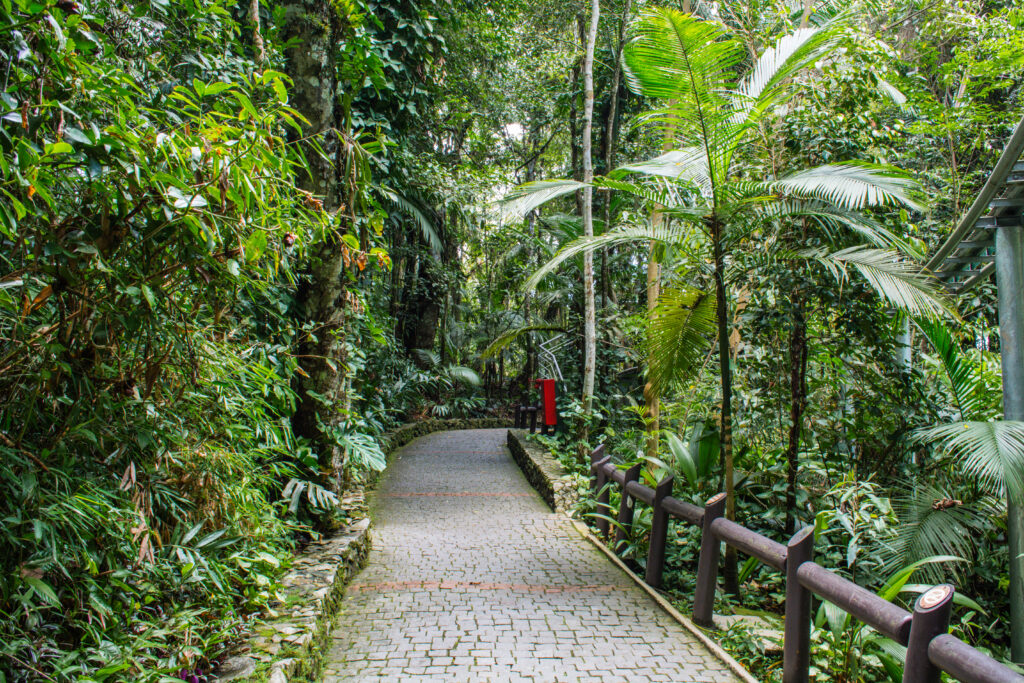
[[2, 0, 1024, 680]]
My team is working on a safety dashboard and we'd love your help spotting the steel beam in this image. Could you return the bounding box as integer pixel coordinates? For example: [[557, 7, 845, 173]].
[[996, 222, 1024, 663]]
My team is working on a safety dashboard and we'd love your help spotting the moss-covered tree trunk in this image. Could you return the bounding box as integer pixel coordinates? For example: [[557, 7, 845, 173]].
[[281, 0, 349, 492]]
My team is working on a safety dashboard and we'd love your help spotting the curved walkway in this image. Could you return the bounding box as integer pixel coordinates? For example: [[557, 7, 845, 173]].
[[324, 429, 743, 682]]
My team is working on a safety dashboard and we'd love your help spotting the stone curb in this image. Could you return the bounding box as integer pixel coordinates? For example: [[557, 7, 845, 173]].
[[571, 519, 760, 683], [506, 428, 584, 514], [213, 519, 371, 683]]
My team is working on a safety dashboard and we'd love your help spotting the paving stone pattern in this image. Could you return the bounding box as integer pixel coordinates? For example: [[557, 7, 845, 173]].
[[324, 429, 741, 682]]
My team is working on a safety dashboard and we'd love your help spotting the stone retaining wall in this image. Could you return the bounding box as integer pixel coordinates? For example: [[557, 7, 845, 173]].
[[213, 519, 371, 683], [506, 429, 583, 514]]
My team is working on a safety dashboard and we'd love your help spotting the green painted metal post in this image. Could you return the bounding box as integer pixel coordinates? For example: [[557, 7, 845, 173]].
[[997, 222, 1024, 663]]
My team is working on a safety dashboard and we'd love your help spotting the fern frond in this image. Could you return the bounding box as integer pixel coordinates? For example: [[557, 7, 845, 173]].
[[379, 188, 443, 255]]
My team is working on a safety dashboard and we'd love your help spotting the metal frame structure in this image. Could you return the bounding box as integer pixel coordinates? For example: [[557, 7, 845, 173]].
[[537, 333, 569, 382], [927, 116, 1024, 294], [927, 114, 1024, 662]]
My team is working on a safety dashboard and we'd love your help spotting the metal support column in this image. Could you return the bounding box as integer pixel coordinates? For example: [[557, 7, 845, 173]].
[[997, 222, 1024, 663]]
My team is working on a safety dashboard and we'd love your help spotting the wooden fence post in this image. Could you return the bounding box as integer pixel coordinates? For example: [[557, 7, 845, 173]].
[[784, 526, 815, 683], [645, 475, 675, 588], [589, 445, 611, 539], [903, 585, 954, 683], [614, 463, 643, 553], [693, 492, 726, 627]]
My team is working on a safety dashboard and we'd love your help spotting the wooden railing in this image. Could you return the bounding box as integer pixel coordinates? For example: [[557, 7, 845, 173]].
[[588, 445, 1024, 683]]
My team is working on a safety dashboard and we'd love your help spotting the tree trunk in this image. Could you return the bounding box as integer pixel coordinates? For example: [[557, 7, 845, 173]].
[[643, 129, 675, 463], [710, 215, 739, 597], [784, 292, 808, 535], [570, 13, 584, 215], [600, 0, 633, 313], [643, 239, 661, 462], [282, 0, 349, 493], [580, 0, 599, 420]]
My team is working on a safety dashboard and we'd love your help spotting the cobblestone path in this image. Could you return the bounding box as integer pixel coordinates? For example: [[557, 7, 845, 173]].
[[323, 429, 742, 682]]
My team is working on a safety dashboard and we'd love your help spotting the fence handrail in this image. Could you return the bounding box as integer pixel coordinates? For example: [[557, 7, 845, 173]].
[[588, 451, 1024, 683]]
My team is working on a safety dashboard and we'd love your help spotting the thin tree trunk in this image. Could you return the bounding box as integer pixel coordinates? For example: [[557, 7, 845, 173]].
[[580, 0, 599, 420], [643, 128, 675, 463], [524, 122, 541, 392], [250, 0, 265, 65], [569, 16, 583, 215], [784, 293, 808, 535], [601, 0, 633, 312], [710, 215, 739, 597], [643, 238, 661, 461]]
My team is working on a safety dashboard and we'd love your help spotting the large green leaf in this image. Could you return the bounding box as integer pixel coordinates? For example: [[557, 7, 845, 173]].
[[501, 179, 588, 218], [522, 223, 694, 291]]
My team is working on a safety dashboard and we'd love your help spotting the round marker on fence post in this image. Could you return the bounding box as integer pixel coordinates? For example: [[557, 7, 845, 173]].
[[614, 463, 643, 553], [645, 474, 675, 588], [784, 526, 815, 683], [693, 492, 727, 628], [903, 584, 955, 683]]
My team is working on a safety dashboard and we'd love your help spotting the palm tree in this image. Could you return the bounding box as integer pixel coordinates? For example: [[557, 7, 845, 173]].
[[506, 9, 945, 592], [905, 318, 1024, 604]]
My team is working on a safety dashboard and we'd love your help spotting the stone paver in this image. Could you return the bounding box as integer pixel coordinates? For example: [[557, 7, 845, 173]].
[[323, 429, 741, 682]]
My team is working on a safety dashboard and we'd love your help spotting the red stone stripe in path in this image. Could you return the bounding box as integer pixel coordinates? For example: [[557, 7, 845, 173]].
[[323, 428, 745, 682]]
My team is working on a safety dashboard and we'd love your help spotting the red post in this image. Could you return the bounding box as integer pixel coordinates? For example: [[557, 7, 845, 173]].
[[534, 379, 557, 426]]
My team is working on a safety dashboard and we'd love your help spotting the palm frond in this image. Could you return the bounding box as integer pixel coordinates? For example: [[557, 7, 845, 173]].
[[647, 287, 716, 393], [623, 10, 744, 103], [523, 224, 693, 291], [592, 176, 687, 210], [379, 188, 443, 255], [884, 482, 991, 583], [412, 348, 441, 367], [446, 366, 482, 387], [733, 24, 841, 119], [501, 179, 587, 218], [749, 198, 921, 254], [613, 148, 713, 198], [772, 162, 924, 212], [480, 325, 565, 360], [809, 246, 949, 317], [911, 421, 1024, 500], [914, 317, 985, 420]]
